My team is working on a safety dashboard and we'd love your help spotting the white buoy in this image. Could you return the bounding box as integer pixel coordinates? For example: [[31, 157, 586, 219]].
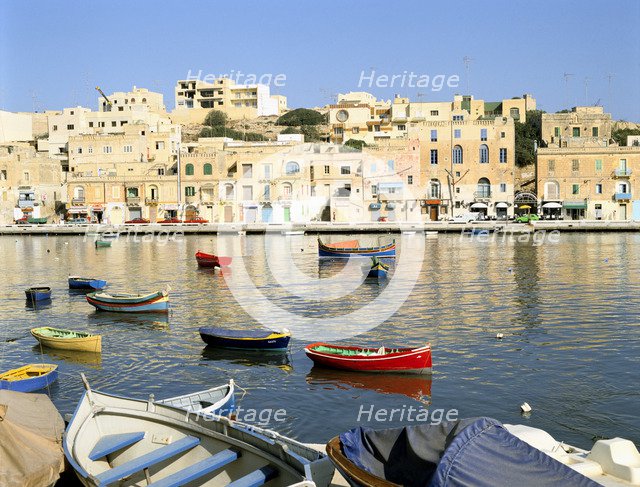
[[496, 333, 504, 339], [520, 402, 532, 413]]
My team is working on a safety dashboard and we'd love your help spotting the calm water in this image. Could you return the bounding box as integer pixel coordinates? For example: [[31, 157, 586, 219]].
[[1, 231, 639, 449]]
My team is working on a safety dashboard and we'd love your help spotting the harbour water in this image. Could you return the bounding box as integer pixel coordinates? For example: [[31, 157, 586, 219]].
[[0, 231, 639, 448]]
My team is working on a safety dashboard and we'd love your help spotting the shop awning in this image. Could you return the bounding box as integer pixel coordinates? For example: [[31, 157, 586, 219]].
[[162, 205, 179, 211], [495, 202, 508, 209], [68, 207, 88, 214], [542, 202, 562, 209], [563, 201, 587, 210], [470, 202, 488, 209], [386, 203, 396, 210], [369, 203, 381, 210]]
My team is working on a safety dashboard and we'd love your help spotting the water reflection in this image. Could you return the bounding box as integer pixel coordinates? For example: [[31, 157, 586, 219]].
[[25, 298, 53, 310], [87, 312, 170, 330], [32, 344, 102, 368], [201, 347, 292, 372]]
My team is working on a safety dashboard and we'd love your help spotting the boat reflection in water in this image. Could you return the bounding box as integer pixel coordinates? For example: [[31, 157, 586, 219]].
[[201, 347, 292, 372], [32, 345, 102, 368], [25, 298, 52, 310], [306, 367, 432, 404], [87, 312, 170, 330]]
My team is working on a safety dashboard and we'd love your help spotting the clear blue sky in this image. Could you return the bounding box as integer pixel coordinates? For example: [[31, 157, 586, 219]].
[[1, 0, 639, 121]]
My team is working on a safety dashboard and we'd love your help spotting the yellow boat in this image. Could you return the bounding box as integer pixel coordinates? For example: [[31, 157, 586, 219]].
[[31, 326, 102, 353], [0, 364, 58, 392]]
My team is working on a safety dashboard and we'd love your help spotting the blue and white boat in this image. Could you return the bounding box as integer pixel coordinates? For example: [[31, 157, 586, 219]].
[[86, 289, 169, 313], [199, 327, 291, 351], [69, 276, 107, 290], [156, 380, 236, 417], [25, 286, 52, 302]]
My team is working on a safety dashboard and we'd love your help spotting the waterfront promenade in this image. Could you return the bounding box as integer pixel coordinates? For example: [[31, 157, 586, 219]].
[[1, 220, 640, 236]]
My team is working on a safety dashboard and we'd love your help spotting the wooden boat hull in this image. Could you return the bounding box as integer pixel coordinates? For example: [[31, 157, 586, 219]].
[[25, 287, 52, 301], [69, 277, 107, 290], [305, 343, 431, 374], [0, 364, 58, 392], [64, 381, 334, 487], [366, 263, 389, 279], [94, 240, 111, 248], [199, 327, 291, 351], [318, 238, 396, 258], [196, 251, 232, 267], [86, 290, 169, 313], [31, 327, 102, 353], [157, 381, 236, 416]]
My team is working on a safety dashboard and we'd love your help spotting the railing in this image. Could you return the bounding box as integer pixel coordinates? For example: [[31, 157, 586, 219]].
[[614, 168, 632, 177], [145, 197, 159, 205], [614, 192, 632, 201], [126, 196, 141, 205], [474, 190, 492, 199], [71, 197, 85, 205]]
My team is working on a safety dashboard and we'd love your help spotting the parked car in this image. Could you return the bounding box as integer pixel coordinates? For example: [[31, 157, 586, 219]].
[[66, 218, 90, 224], [157, 217, 183, 224], [184, 216, 209, 224], [449, 213, 480, 223], [125, 217, 150, 224], [515, 213, 540, 223]]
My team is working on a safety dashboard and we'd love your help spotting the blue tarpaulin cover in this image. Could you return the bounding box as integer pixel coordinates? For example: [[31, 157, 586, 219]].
[[340, 417, 599, 487]]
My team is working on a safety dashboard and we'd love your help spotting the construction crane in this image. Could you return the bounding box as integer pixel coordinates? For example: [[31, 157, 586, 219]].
[[95, 86, 112, 111]]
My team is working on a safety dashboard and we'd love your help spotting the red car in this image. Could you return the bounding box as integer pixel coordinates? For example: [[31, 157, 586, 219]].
[[125, 217, 150, 224], [184, 216, 209, 224], [157, 217, 183, 224]]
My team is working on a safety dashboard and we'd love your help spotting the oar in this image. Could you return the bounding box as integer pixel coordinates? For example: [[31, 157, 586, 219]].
[[5, 333, 31, 342]]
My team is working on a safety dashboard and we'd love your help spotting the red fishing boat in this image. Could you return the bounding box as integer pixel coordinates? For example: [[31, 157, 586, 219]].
[[195, 251, 232, 268], [304, 342, 431, 374]]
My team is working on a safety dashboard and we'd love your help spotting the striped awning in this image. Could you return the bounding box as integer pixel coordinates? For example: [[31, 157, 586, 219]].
[[563, 201, 587, 210]]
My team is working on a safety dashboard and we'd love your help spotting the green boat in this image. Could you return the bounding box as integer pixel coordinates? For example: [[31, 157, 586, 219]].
[[27, 217, 48, 224], [95, 240, 112, 248]]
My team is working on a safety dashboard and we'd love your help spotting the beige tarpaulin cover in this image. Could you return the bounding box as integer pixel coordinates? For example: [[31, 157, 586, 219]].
[[0, 390, 65, 487]]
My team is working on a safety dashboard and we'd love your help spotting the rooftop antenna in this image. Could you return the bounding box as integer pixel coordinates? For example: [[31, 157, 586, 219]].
[[606, 73, 615, 109], [463, 56, 474, 94], [563, 73, 574, 109]]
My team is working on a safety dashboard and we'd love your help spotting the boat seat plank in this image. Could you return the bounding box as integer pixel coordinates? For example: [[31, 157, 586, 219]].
[[89, 432, 145, 460], [227, 466, 278, 487], [148, 448, 240, 487], [95, 435, 200, 487]]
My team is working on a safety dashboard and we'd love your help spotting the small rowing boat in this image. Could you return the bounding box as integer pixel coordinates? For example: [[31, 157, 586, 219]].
[[0, 364, 58, 392], [200, 327, 291, 351], [305, 343, 431, 374], [86, 288, 170, 313], [318, 238, 396, 258], [68, 276, 107, 290], [64, 375, 334, 487], [156, 380, 235, 417], [25, 286, 51, 302], [196, 251, 233, 268], [94, 240, 111, 248], [31, 326, 102, 353], [365, 257, 389, 279]]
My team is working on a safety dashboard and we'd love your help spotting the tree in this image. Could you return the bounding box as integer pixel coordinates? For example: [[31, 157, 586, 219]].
[[280, 126, 301, 134], [199, 126, 265, 141], [203, 110, 228, 127], [344, 139, 366, 151], [300, 125, 324, 142], [612, 127, 640, 146], [276, 108, 325, 126], [514, 110, 544, 168]]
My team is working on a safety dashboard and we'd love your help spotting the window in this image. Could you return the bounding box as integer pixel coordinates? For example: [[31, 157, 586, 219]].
[[371, 163, 377, 173], [477, 178, 491, 198], [572, 159, 580, 172], [480, 128, 487, 141], [23, 171, 30, 182], [397, 124, 406, 131], [157, 168, 165, 176], [242, 185, 253, 200], [595, 159, 602, 172], [479, 144, 489, 163], [430, 130, 437, 142], [500, 132, 505, 138], [548, 159, 555, 172], [554, 127, 560, 137], [123, 145, 132, 153], [242, 164, 252, 178], [341, 166, 351, 175], [430, 110, 439, 116], [407, 175, 413, 185], [572, 127, 580, 137], [500, 183, 507, 192], [572, 184, 580, 195], [52, 125, 58, 131], [334, 127, 344, 136], [87, 146, 93, 154], [510, 107, 520, 119], [371, 184, 378, 196], [595, 184, 603, 194], [203, 163, 212, 175], [545, 181, 559, 200], [263, 184, 270, 200], [0, 170, 6, 180], [454, 129, 461, 139], [387, 160, 394, 171], [264, 164, 272, 179], [286, 162, 300, 174], [156, 141, 165, 150], [430, 180, 440, 198], [282, 183, 292, 197], [499, 148, 507, 163], [324, 165, 330, 174], [127, 187, 139, 197], [352, 127, 359, 134], [67, 124, 74, 130], [374, 125, 381, 132], [77, 147, 83, 154], [453, 115, 463, 121], [111, 121, 117, 127], [89, 122, 94, 128], [185, 186, 196, 197], [112, 186, 120, 198], [430, 149, 438, 165], [592, 127, 599, 137], [118, 107, 124, 111], [98, 122, 105, 128], [103, 146, 112, 154], [453, 145, 463, 164]]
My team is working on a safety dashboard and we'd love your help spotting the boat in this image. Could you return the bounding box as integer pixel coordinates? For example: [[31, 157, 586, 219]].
[[304, 343, 431, 374], [317, 238, 396, 258], [68, 276, 107, 290], [94, 240, 111, 248], [326, 417, 640, 487], [156, 380, 235, 417], [200, 327, 291, 351], [0, 364, 58, 392], [0, 390, 66, 486], [25, 286, 51, 302], [365, 257, 389, 279], [196, 251, 233, 268], [27, 216, 48, 224], [64, 375, 334, 487], [86, 288, 170, 313], [31, 326, 102, 353]]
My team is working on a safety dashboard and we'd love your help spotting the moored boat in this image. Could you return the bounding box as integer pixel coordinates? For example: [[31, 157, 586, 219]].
[[0, 364, 58, 392], [31, 326, 102, 353], [305, 343, 431, 374], [68, 276, 107, 290], [64, 375, 334, 487], [25, 286, 52, 302], [200, 327, 291, 351], [27, 216, 48, 224], [318, 238, 396, 258], [327, 417, 639, 487], [94, 240, 111, 248], [86, 288, 170, 313], [365, 257, 389, 279], [156, 380, 235, 417], [196, 251, 233, 268]]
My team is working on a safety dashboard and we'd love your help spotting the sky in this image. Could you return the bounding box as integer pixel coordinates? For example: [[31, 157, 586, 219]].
[[1, 0, 639, 121]]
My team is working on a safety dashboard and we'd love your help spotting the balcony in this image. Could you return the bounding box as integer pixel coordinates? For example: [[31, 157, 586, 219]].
[[473, 191, 492, 201], [614, 168, 632, 177], [126, 196, 141, 205], [614, 192, 632, 201], [71, 197, 85, 205], [145, 197, 159, 206]]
